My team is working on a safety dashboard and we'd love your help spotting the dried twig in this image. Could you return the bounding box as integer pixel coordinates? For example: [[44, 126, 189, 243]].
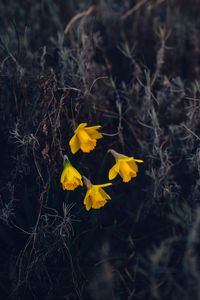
[[64, 6, 96, 35], [181, 124, 200, 141], [121, 0, 148, 20]]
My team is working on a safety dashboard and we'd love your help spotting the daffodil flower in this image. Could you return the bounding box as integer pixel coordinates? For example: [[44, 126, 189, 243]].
[[108, 149, 143, 183], [60, 161, 83, 190], [83, 177, 112, 211], [69, 123, 103, 154]]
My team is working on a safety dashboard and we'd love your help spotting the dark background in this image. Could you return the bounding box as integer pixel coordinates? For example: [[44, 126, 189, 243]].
[[1, 0, 200, 299]]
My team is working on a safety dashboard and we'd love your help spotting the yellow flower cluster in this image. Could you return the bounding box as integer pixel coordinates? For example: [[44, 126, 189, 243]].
[[60, 123, 143, 211]]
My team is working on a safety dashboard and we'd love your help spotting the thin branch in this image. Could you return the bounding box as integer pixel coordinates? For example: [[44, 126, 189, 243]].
[[88, 76, 108, 94], [64, 6, 96, 35], [121, 0, 148, 20], [181, 124, 200, 141]]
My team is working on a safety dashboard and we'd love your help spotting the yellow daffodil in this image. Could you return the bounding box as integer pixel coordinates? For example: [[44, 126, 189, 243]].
[[83, 177, 112, 211], [108, 149, 143, 183], [69, 123, 103, 154], [60, 161, 83, 190]]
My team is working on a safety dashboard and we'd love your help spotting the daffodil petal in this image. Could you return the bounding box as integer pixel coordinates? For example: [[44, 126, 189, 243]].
[[84, 190, 92, 211], [134, 159, 144, 163], [93, 188, 105, 200], [116, 157, 133, 162], [127, 160, 138, 173], [84, 126, 103, 139], [60, 167, 68, 184], [99, 188, 111, 200], [84, 128, 103, 139], [108, 162, 119, 180], [69, 135, 80, 154], [70, 165, 82, 180], [94, 183, 112, 188], [74, 123, 87, 133], [77, 129, 91, 143], [85, 125, 102, 130]]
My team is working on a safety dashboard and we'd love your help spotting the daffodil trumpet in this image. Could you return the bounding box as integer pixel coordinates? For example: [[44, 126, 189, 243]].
[[108, 149, 143, 183]]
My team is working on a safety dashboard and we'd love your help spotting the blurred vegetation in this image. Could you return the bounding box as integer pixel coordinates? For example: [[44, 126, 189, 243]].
[[1, 0, 200, 299]]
